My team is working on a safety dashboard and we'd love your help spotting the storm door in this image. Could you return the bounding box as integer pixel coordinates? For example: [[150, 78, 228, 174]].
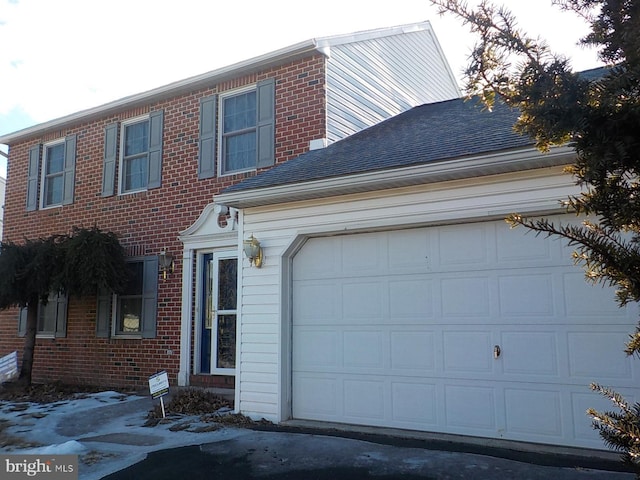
[[198, 252, 238, 374]]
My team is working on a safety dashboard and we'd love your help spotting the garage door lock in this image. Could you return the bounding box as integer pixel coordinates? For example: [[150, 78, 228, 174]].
[[494, 345, 501, 359]]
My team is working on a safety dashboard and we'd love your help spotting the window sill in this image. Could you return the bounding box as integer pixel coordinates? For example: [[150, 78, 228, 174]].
[[112, 334, 143, 340]]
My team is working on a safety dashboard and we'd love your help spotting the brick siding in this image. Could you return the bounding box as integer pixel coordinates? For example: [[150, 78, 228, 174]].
[[0, 54, 327, 389]]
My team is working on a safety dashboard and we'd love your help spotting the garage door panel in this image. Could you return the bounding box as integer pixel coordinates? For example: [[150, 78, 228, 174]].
[[294, 281, 340, 323], [441, 277, 491, 317], [564, 272, 627, 317], [438, 224, 489, 268], [292, 217, 640, 449], [443, 331, 493, 374], [390, 331, 436, 370], [568, 330, 634, 381], [344, 379, 385, 420], [342, 234, 386, 274], [344, 331, 384, 368], [293, 375, 339, 418], [445, 384, 497, 431], [343, 281, 385, 321], [293, 328, 340, 368], [388, 229, 431, 272], [505, 388, 562, 437], [389, 279, 433, 319], [391, 382, 438, 425], [571, 389, 629, 447], [501, 331, 559, 377], [293, 237, 340, 279], [498, 274, 556, 317], [496, 224, 555, 264]]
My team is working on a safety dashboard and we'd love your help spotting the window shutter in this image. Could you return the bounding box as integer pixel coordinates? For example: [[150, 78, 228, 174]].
[[55, 294, 68, 338], [198, 95, 217, 179], [102, 123, 118, 197], [96, 288, 112, 338], [147, 110, 164, 189], [18, 308, 27, 337], [26, 144, 41, 211], [256, 78, 275, 168], [62, 135, 76, 205], [141, 256, 158, 338]]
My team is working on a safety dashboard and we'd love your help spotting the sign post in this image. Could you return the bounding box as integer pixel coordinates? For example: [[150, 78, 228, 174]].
[[148, 370, 170, 418]]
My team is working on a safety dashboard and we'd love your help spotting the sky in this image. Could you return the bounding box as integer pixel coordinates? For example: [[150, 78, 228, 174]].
[[0, 0, 603, 179]]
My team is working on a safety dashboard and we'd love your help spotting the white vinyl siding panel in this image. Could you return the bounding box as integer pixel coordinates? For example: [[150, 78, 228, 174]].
[[325, 28, 459, 142]]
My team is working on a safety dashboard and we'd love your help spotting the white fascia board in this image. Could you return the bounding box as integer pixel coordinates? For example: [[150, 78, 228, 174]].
[[214, 146, 576, 209]]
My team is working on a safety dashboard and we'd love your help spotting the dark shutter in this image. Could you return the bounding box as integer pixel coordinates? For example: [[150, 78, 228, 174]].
[[141, 256, 159, 338], [26, 144, 41, 211], [256, 78, 275, 168], [198, 95, 217, 179], [96, 288, 112, 338], [18, 308, 27, 337], [55, 294, 68, 338], [62, 135, 76, 205], [147, 110, 164, 189], [102, 123, 118, 197]]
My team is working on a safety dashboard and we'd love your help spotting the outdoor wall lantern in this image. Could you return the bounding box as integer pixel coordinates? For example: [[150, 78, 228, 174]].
[[158, 249, 174, 280], [243, 234, 263, 268]]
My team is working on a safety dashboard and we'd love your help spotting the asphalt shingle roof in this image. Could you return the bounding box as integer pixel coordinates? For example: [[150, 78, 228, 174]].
[[223, 97, 533, 194]]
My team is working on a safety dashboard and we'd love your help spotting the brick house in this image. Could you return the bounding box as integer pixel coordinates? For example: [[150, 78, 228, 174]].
[[0, 22, 459, 391]]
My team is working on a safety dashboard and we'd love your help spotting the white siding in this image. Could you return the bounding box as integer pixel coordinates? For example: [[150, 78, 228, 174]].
[[326, 27, 460, 142], [236, 167, 582, 422]]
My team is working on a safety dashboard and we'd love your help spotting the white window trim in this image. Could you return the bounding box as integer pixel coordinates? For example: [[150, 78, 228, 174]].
[[218, 84, 257, 178], [39, 138, 65, 209], [118, 114, 150, 196]]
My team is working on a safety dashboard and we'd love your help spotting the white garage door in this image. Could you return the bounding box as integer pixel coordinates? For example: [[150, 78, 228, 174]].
[[292, 217, 640, 448]]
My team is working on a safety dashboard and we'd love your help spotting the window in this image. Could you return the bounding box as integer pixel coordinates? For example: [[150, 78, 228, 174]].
[[198, 78, 275, 179], [116, 261, 144, 334], [18, 293, 68, 338], [122, 120, 149, 192], [101, 110, 163, 197], [95, 256, 158, 338], [221, 88, 257, 174], [26, 135, 76, 211], [42, 141, 65, 207]]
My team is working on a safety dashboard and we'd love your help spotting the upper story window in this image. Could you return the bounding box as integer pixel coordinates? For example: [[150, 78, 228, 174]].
[[221, 88, 257, 175], [122, 118, 150, 193], [198, 78, 275, 179], [42, 140, 65, 207], [101, 110, 164, 197], [26, 135, 76, 211]]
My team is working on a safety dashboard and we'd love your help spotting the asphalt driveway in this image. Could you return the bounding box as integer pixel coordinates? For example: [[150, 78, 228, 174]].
[[102, 428, 634, 480]]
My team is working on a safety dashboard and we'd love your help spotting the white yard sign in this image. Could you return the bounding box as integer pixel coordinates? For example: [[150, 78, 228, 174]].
[[0, 351, 18, 383], [148, 370, 169, 418]]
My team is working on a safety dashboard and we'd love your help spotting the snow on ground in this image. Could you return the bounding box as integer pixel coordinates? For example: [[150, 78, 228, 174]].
[[0, 390, 248, 479]]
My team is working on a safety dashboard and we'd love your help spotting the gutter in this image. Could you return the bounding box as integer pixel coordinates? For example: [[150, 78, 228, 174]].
[[214, 146, 575, 209]]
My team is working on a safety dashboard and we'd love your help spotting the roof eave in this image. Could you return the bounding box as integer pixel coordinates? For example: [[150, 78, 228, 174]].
[[214, 146, 575, 209], [0, 39, 320, 145]]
